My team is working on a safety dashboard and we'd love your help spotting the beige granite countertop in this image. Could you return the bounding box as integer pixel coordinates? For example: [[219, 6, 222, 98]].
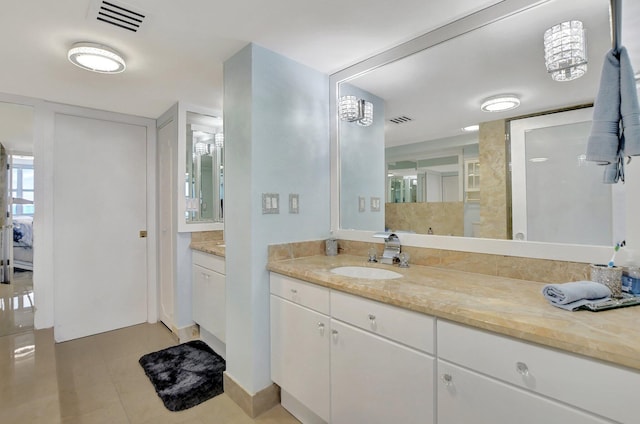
[[190, 241, 225, 257], [267, 254, 640, 371]]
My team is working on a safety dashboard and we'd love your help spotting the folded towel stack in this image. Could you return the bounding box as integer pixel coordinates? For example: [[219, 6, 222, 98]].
[[542, 281, 611, 311]]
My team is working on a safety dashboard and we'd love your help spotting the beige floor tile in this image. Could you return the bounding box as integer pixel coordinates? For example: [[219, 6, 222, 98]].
[[61, 399, 130, 424], [58, 379, 122, 418], [255, 405, 301, 423], [0, 323, 300, 424], [0, 393, 62, 424]]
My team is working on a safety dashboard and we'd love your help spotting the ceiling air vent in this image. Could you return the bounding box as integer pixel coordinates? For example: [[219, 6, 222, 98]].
[[88, 0, 147, 33], [389, 116, 413, 124]]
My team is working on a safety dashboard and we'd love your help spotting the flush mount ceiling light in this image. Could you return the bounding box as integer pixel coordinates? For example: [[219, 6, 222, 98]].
[[67, 42, 126, 74], [462, 124, 480, 132], [339, 95, 373, 127], [480, 95, 521, 112], [543, 20, 587, 82]]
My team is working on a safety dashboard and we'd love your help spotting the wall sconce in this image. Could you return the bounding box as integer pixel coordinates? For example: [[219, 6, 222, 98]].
[[339, 95, 373, 126], [544, 20, 587, 82], [214, 133, 224, 148], [194, 142, 208, 155]]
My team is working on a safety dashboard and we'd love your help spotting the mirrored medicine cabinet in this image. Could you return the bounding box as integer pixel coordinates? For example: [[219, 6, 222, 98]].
[[173, 102, 224, 232]]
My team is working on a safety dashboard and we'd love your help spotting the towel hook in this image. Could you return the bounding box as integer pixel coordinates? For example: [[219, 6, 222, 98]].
[[610, 0, 622, 52]]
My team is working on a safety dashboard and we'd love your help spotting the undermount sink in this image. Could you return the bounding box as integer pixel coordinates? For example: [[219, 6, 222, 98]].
[[330, 266, 403, 280]]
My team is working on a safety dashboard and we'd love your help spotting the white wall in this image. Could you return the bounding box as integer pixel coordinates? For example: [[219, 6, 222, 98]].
[[224, 44, 330, 394], [339, 84, 385, 231]]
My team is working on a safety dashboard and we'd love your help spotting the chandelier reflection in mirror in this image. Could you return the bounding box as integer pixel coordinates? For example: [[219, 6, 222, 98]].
[[339, 95, 373, 126], [543, 20, 587, 82]]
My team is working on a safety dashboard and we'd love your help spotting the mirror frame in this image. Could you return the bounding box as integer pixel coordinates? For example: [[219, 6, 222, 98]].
[[330, 0, 630, 264]]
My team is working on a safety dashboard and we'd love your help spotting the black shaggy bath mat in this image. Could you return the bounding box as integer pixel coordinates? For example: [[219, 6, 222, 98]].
[[139, 340, 225, 411]]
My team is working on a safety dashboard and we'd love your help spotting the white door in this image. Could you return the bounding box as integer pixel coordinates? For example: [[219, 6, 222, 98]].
[[510, 107, 622, 245], [53, 113, 148, 342]]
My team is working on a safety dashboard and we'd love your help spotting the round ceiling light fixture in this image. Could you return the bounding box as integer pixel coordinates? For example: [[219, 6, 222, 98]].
[[462, 124, 480, 132], [68, 42, 126, 74], [480, 95, 521, 112]]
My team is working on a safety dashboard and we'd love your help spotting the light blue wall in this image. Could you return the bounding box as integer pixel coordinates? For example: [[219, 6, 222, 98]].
[[224, 43, 330, 393], [339, 84, 385, 231]]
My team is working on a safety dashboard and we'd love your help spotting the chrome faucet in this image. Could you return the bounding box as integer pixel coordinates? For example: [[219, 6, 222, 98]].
[[378, 233, 401, 265]]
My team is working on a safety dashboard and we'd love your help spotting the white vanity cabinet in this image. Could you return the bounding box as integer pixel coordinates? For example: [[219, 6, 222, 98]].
[[191, 250, 226, 342], [437, 320, 637, 424], [330, 290, 435, 424], [270, 274, 331, 423]]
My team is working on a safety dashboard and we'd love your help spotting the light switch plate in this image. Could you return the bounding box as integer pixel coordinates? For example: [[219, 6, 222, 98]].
[[289, 194, 299, 214], [358, 196, 366, 212], [262, 193, 280, 214], [371, 197, 381, 212]]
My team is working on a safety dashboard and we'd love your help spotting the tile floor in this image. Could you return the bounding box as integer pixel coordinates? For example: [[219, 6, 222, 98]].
[[0, 270, 34, 337], [0, 322, 300, 423]]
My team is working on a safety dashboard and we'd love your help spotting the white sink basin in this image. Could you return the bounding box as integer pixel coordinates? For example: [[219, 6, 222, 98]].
[[330, 266, 403, 280]]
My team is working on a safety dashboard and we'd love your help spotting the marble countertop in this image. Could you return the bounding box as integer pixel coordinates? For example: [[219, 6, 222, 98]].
[[267, 254, 640, 371], [190, 241, 225, 257]]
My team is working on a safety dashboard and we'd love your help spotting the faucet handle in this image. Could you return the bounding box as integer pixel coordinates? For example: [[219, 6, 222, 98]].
[[398, 252, 410, 268]]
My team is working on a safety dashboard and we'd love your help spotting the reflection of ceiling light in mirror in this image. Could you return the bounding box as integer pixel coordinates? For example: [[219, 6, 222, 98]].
[[529, 157, 549, 163], [67, 42, 126, 73], [480, 95, 520, 112], [462, 125, 479, 132], [544, 20, 587, 82]]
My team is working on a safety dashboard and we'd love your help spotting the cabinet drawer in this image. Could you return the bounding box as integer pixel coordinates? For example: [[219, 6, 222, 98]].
[[438, 320, 638, 424], [331, 290, 434, 353], [437, 360, 612, 424], [270, 273, 330, 315], [192, 250, 225, 274]]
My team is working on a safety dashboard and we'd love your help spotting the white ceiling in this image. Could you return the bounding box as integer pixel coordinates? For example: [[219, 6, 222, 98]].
[[0, 0, 638, 153], [348, 0, 640, 147]]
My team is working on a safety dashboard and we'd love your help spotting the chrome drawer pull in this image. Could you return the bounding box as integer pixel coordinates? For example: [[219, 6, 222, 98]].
[[516, 361, 529, 376], [441, 373, 453, 386], [317, 322, 325, 336]]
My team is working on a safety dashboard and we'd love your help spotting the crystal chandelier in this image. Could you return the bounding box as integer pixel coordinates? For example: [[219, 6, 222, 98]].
[[543, 20, 587, 82]]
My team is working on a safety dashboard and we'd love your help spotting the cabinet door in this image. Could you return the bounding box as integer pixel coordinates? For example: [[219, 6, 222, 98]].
[[270, 295, 330, 422], [330, 319, 435, 424], [192, 263, 225, 341], [438, 361, 613, 424]]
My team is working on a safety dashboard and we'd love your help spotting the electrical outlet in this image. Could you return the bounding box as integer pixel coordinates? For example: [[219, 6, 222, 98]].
[[289, 194, 299, 214]]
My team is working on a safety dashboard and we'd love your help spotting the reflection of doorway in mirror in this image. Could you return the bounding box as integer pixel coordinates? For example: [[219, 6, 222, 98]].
[[510, 107, 623, 246]]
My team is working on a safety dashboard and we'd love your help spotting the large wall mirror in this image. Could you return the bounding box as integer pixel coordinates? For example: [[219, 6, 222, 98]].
[[331, 0, 638, 262]]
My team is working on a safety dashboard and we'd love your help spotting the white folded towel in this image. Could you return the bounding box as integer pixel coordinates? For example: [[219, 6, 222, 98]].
[[542, 281, 611, 311]]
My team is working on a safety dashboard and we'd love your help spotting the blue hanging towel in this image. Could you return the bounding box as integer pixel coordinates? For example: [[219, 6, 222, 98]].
[[586, 47, 640, 183]]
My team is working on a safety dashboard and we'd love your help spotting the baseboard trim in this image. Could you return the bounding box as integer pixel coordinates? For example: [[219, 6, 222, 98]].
[[175, 323, 199, 343], [223, 372, 280, 418]]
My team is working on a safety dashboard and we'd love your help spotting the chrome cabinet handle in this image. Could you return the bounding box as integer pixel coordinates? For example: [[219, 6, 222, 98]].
[[516, 361, 529, 376], [317, 322, 325, 336], [441, 373, 453, 386]]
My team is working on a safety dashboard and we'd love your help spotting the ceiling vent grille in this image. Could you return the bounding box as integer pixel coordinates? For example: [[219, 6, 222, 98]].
[[389, 116, 413, 124], [89, 0, 147, 33]]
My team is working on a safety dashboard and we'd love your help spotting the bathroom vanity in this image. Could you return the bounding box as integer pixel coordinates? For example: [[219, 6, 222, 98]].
[[191, 242, 226, 357], [268, 255, 640, 424]]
